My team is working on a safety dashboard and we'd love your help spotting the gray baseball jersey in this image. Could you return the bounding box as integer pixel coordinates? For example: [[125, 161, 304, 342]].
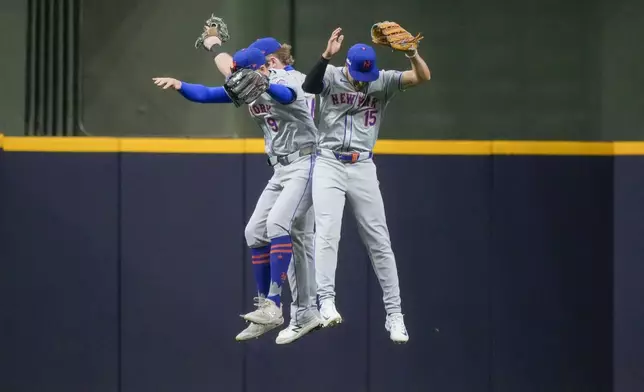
[[247, 69, 317, 157], [317, 66, 403, 152]]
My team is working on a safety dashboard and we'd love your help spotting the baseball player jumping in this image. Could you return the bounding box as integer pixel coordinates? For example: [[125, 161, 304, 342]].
[[245, 37, 319, 335], [194, 19, 320, 343], [301, 25, 430, 343], [153, 46, 321, 344]]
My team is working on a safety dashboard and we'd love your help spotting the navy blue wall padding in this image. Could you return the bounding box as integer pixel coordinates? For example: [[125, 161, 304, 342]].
[[489, 156, 613, 392], [0, 152, 628, 392], [614, 157, 644, 392], [119, 154, 245, 392], [369, 156, 492, 392], [0, 153, 119, 392]]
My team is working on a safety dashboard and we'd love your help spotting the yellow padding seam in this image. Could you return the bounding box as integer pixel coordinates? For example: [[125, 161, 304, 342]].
[[1, 136, 644, 155]]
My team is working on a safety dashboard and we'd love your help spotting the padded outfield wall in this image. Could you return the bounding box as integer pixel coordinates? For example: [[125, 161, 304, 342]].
[[2, 137, 642, 392]]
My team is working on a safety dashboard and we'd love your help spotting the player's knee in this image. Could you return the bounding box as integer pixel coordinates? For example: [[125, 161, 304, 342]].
[[244, 221, 265, 248], [266, 217, 290, 239]]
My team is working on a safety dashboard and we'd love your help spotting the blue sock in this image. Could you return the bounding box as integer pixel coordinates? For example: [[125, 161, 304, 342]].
[[251, 246, 271, 297], [267, 235, 293, 307]]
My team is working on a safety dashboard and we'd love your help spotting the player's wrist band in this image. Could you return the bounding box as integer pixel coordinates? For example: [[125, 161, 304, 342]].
[[405, 50, 417, 59], [207, 45, 221, 58]]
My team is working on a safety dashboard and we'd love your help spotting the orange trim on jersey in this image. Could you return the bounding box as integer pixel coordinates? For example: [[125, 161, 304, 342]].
[[252, 259, 271, 265], [251, 254, 269, 260]]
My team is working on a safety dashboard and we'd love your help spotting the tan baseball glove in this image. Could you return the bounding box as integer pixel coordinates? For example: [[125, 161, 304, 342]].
[[371, 21, 423, 52], [194, 14, 230, 49]]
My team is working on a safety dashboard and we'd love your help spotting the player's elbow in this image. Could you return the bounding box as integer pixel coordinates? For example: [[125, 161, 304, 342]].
[[302, 83, 322, 95], [302, 77, 323, 94], [417, 68, 431, 83]]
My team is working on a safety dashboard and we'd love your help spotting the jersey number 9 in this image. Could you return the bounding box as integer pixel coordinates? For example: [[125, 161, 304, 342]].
[[266, 118, 279, 132], [364, 110, 378, 127]]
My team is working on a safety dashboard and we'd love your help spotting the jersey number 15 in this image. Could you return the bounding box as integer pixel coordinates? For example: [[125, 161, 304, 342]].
[[364, 110, 378, 127]]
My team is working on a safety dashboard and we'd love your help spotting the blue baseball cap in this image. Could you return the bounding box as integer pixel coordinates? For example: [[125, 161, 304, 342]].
[[346, 43, 379, 82], [248, 37, 282, 55], [232, 47, 266, 71]]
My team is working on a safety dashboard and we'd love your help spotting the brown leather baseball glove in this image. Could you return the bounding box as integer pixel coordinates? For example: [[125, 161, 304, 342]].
[[371, 21, 423, 52]]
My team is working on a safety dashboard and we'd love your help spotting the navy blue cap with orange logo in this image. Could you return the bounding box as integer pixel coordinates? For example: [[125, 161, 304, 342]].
[[346, 43, 379, 82]]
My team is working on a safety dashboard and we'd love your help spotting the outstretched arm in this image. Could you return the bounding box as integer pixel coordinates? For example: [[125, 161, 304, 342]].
[[152, 77, 232, 103], [400, 50, 431, 89], [179, 82, 232, 103]]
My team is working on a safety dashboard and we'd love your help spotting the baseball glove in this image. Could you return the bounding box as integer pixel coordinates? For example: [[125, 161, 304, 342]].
[[224, 68, 269, 107], [194, 14, 230, 49], [371, 21, 423, 52]]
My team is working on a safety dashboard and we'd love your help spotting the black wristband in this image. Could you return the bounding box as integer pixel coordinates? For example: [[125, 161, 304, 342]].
[[207, 45, 221, 58]]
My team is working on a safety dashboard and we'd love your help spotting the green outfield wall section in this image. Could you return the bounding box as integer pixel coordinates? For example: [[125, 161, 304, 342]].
[[2, 0, 642, 140]]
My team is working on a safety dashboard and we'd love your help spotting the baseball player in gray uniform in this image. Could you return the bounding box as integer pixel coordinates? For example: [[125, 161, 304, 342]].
[[302, 27, 431, 343], [203, 35, 320, 343], [153, 47, 321, 345], [245, 38, 318, 328]]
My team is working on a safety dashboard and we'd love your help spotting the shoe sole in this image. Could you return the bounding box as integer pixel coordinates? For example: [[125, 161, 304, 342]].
[[275, 321, 323, 345], [391, 338, 409, 344], [235, 322, 283, 341], [322, 316, 343, 328], [387, 329, 409, 344]]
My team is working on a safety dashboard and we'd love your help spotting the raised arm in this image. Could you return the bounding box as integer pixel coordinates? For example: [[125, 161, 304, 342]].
[[302, 27, 344, 94], [400, 49, 431, 89], [302, 58, 329, 94], [213, 53, 234, 78], [202, 37, 234, 78]]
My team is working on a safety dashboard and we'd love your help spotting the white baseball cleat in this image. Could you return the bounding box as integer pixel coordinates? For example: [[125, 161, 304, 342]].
[[242, 297, 283, 325], [235, 320, 283, 341], [385, 313, 409, 344], [319, 299, 343, 328], [275, 316, 322, 345]]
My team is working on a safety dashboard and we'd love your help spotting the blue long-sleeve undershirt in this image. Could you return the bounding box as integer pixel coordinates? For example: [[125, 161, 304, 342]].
[[266, 84, 296, 105], [177, 81, 295, 105], [178, 83, 232, 103]]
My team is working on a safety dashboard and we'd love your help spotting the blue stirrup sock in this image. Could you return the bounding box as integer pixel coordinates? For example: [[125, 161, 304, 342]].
[[267, 235, 293, 307], [251, 246, 271, 297]]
